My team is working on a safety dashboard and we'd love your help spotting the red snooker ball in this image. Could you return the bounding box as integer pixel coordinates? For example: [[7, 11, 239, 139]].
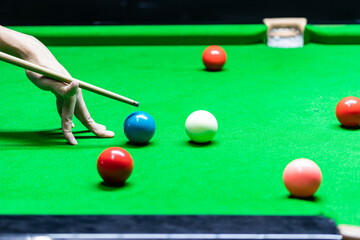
[[97, 147, 133, 184], [283, 158, 322, 198], [335, 96, 360, 127], [202, 45, 227, 71]]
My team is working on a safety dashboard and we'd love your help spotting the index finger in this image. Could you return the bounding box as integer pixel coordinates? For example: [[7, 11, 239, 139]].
[[61, 94, 77, 145]]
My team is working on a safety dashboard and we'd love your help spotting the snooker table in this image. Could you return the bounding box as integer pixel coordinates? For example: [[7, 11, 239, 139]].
[[0, 24, 360, 231]]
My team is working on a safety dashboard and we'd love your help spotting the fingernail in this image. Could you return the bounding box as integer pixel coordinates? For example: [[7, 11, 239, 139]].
[[71, 137, 77, 145]]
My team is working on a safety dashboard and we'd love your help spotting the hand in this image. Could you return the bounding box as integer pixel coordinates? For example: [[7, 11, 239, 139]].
[[0, 26, 115, 145]]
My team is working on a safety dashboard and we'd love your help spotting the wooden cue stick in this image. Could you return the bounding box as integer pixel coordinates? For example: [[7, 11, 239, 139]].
[[0, 51, 139, 107]]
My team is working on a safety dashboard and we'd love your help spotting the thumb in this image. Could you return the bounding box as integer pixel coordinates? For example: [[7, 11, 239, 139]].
[[62, 80, 79, 98]]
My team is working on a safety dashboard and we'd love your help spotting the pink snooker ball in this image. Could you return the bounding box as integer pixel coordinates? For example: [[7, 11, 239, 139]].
[[283, 158, 322, 198]]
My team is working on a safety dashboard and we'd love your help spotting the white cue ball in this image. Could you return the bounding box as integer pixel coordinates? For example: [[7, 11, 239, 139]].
[[185, 110, 218, 143]]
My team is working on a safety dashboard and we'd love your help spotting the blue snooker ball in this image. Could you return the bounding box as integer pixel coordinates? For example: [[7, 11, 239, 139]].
[[123, 111, 156, 144]]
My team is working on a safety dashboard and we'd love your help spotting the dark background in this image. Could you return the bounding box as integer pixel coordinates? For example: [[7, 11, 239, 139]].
[[1, 0, 360, 26]]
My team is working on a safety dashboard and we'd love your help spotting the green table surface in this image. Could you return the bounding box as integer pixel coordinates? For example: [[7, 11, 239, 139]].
[[0, 25, 360, 226]]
